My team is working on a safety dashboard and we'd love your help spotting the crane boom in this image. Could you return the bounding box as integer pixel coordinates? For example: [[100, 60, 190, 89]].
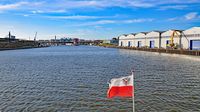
[[34, 32, 37, 41], [168, 30, 180, 48]]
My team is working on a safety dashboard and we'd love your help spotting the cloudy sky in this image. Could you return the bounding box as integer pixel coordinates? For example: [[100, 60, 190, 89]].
[[0, 0, 200, 40]]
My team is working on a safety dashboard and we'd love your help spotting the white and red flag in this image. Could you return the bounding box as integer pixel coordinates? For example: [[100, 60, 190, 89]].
[[107, 74, 134, 98]]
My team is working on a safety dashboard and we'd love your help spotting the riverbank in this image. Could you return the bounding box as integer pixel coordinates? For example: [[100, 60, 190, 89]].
[[0, 46, 48, 51], [0, 40, 49, 51], [99, 45, 200, 56]]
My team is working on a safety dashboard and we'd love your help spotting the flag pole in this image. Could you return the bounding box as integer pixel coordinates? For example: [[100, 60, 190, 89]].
[[132, 70, 135, 112]]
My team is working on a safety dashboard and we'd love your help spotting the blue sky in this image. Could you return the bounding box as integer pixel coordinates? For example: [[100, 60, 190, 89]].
[[0, 0, 200, 40]]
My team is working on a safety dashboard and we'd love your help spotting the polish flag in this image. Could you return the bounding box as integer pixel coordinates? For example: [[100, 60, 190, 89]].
[[107, 74, 134, 98]]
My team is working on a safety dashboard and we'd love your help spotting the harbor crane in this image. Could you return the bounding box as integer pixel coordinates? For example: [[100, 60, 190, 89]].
[[167, 30, 181, 49], [34, 32, 37, 46], [34, 32, 37, 42]]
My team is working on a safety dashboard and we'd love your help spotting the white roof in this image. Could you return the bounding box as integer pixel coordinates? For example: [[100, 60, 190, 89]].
[[118, 34, 127, 39], [183, 27, 200, 34], [162, 29, 181, 36], [146, 31, 161, 37], [135, 32, 147, 38]]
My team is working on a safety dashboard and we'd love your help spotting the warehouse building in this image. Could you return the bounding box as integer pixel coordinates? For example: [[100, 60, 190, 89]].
[[118, 27, 200, 50], [146, 31, 163, 48], [161, 29, 182, 49], [134, 32, 147, 48], [126, 34, 135, 47], [182, 27, 200, 50], [119, 34, 129, 47]]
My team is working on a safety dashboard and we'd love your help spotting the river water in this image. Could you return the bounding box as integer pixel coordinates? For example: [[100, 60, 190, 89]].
[[0, 46, 200, 112]]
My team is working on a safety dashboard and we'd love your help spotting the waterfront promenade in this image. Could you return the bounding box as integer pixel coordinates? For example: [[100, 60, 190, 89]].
[[0, 46, 200, 112]]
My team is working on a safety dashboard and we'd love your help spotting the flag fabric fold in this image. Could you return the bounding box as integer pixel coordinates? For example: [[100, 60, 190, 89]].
[[107, 75, 134, 98]]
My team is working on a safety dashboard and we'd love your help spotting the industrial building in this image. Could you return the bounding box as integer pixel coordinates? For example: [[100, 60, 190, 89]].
[[118, 27, 200, 50], [102, 38, 119, 45], [119, 34, 128, 47], [146, 31, 163, 48], [182, 27, 200, 50]]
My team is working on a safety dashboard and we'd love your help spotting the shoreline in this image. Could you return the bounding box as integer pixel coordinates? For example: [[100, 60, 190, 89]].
[[100, 45, 200, 56], [1, 45, 200, 56], [0, 46, 48, 51]]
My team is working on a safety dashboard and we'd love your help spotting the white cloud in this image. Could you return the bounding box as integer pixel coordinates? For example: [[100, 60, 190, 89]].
[[81, 20, 116, 26], [46, 15, 109, 20], [167, 17, 178, 21], [167, 12, 199, 21], [77, 18, 154, 26], [45, 29, 99, 39], [0, 1, 44, 12], [47, 9, 66, 13], [128, 1, 154, 8], [0, 2, 28, 11], [123, 19, 154, 23], [0, 0, 200, 13], [31, 9, 67, 14], [54, 0, 155, 9], [50, 0, 200, 9], [55, 0, 200, 9], [31, 10, 43, 14], [184, 12, 198, 20], [159, 5, 188, 10], [44, 15, 122, 20], [23, 14, 29, 17]]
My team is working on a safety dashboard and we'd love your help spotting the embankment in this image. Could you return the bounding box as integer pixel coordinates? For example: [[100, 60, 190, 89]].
[[100, 45, 200, 56], [0, 40, 47, 51]]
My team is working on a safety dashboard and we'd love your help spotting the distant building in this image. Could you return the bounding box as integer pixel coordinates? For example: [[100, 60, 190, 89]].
[[94, 40, 103, 45], [110, 38, 119, 45], [118, 27, 200, 50], [5, 32, 16, 39], [1, 32, 18, 43], [73, 38, 79, 45], [5, 35, 16, 39], [103, 38, 119, 45], [50, 37, 80, 46], [103, 40, 111, 44]]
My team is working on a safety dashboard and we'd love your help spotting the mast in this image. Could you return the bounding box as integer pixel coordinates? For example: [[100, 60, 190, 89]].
[[132, 71, 135, 112]]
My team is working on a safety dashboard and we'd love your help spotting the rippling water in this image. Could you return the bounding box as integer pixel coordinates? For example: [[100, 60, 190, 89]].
[[0, 46, 200, 112]]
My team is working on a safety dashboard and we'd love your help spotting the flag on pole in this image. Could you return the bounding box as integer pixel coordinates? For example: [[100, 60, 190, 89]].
[[107, 74, 134, 98]]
